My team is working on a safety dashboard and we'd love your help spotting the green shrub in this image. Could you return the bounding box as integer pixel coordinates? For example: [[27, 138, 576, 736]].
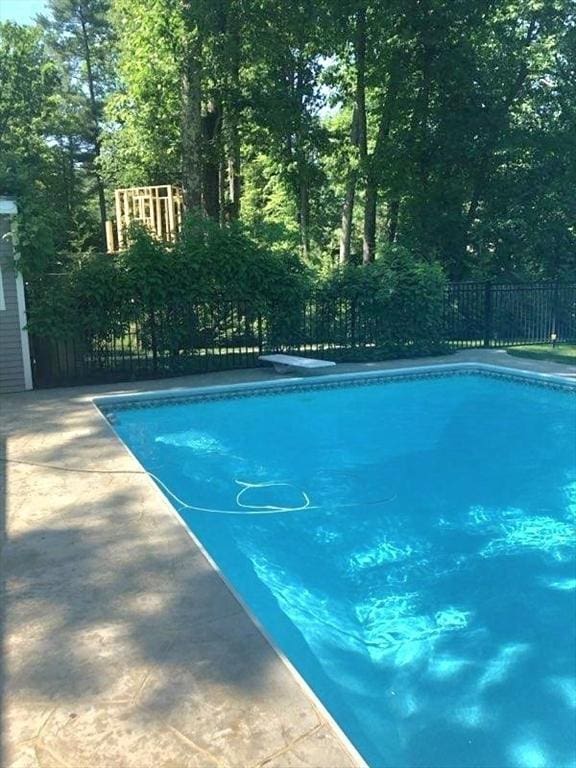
[[26, 216, 311, 355], [27, 253, 128, 341], [26, 227, 447, 364], [316, 246, 448, 355]]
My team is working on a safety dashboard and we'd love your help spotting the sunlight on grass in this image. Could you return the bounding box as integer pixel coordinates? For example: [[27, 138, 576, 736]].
[[506, 344, 576, 365]]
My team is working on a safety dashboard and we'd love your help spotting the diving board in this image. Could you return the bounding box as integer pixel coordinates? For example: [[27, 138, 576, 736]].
[[259, 354, 336, 375]]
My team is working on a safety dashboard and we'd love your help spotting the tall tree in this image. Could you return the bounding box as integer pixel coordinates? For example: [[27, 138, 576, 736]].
[[7, 0, 571, 280], [0, 22, 83, 273], [339, 106, 358, 263], [39, 0, 115, 245], [242, 0, 330, 259], [180, 0, 204, 213], [107, 0, 246, 221]]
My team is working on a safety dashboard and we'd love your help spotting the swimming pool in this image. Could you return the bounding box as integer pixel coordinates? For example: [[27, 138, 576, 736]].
[[98, 365, 576, 768]]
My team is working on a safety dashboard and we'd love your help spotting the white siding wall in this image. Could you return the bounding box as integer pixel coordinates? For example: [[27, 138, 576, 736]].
[[0, 212, 28, 393]]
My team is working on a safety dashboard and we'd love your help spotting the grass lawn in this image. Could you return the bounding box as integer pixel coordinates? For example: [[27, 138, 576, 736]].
[[506, 343, 576, 365]]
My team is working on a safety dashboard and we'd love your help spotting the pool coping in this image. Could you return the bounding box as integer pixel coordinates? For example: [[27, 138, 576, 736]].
[[91, 361, 575, 767], [93, 362, 576, 413]]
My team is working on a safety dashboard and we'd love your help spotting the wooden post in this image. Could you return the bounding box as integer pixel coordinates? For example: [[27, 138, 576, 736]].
[[124, 189, 130, 243], [105, 220, 115, 253], [145, 187, 153, 230], [154, 190, 162, 238], [160, 197, 167, 239], [167, 186, 175, 241], [175, 192, 182, 235], [115, 189, 123, 249]]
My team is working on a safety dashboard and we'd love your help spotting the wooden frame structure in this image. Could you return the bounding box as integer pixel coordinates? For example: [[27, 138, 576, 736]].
[[106, 185, 183, 252]]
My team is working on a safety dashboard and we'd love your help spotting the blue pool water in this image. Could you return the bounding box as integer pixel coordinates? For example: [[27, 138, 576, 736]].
[[104, 371, 576, 768]]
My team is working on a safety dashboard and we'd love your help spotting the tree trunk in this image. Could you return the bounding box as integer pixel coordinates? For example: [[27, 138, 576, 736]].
[[400, 15, 435, 249], [353, 7, 373, 264], [219, 155, 227, 226], [78, 9, 107, 246], [226, 3, 241, 220], [299, 174, 310, 260], [354, 9, 368, 165], [415, 44, 432, 189], [202, 99, 221, 220], [339, 107, 359, 264], [361, 49, 402, 264], [387, 199, 400, 243], [465, 61, 531, 230], [180, 3, 203, 215], [227, 151, 240, 219], [291, 56, 312, 258], [62, 139, 75, 230], [67, 140, 76, 235], [363, 178, 377, 263], [465, 18, 537, 236], [339, 173, 357, 264]]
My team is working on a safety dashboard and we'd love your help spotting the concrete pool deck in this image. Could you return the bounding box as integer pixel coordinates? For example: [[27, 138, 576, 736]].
[[1, 349, 575, 768]]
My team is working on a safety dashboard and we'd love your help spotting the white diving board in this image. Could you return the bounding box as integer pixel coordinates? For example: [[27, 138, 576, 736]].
[[259, 353, 336, 375]]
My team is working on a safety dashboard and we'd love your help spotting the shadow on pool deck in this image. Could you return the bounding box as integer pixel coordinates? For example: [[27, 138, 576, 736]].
[[1, 431, 7, 766], [1, 397, 354, 768]]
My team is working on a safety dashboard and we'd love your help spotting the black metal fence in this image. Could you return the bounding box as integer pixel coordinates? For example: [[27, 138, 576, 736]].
[[444, 282, 576, 348], [30, 282, 576, 387]]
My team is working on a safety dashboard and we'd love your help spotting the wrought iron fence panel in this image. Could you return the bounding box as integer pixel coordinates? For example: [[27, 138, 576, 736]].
[[29, 282, 576, 387]]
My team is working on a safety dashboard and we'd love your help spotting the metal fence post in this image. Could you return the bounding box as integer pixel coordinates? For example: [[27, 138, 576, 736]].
[[483, 281, 493, 348], [551, 281, 559, 345], [257, 313, 263, 354]]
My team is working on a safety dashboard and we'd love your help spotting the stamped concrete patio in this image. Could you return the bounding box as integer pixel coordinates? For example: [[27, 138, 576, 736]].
[[1, 350, 574, 768]]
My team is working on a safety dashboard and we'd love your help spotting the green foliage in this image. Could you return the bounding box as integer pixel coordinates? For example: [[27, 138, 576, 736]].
[[38, 0, 114, 104], [317, 246, 448, 355], [101, 0, 182, 186], [26, 253, 122, 340], [27, 227, 448, 363], [0, 23, 63, 273], [73, 251, 128, 337], [38, 0, 116, 241], [3, 0, 575, 335], [0, 3, 115, 275], [26, 217, 311, 343]]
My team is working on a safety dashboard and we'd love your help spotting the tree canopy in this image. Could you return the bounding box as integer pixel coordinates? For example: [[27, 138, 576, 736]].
[[1, 0, 574, 282]]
